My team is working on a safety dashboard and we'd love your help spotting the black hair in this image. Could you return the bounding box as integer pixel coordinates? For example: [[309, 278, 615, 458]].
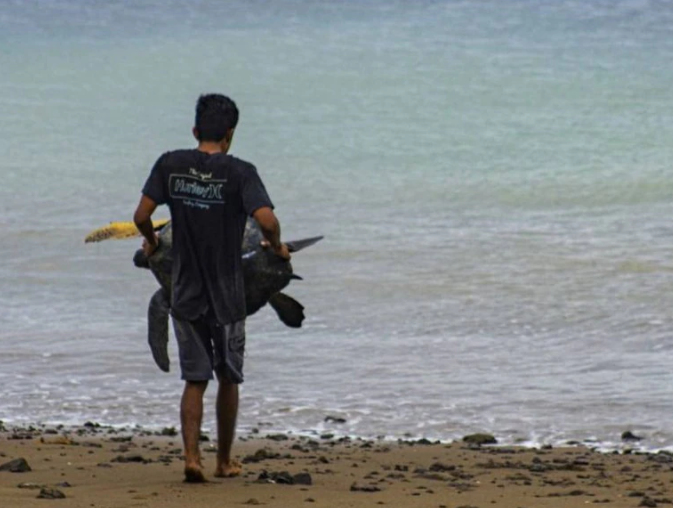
[[194, 94, 239, 142]]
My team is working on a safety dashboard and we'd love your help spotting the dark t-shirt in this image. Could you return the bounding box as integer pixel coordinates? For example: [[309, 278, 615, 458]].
[[142, 149, 273, 324]]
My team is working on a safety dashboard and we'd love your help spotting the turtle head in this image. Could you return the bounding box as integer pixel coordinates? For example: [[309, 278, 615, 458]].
[[133, 223, 173, 291], [133, 248, 150, 268]]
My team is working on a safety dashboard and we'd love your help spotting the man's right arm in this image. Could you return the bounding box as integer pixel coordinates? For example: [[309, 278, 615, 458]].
[[133, 195, 159, 257], [253, 206, 290, 260], [135, 154, 167, 257]]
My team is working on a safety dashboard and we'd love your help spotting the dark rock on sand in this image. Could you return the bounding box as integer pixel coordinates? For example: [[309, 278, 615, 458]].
[[414, 471, 449, 481], [429, 462, 456, 472], [350, 482, 382, 492], [18, 482, 45, 489], [293, 472, 313, 485], [416, 438, 437, 445], [112, 454, 148, 463], [639, 497, 657, 507], [243, 448, 288, 464], [0, 458, 31, 472], [399, 438, 437, 445], [324, 416, 347, 424], [622, 431, 643, 442], [37, 487, 66, 499], [257, 470, 293, 484], [256, 470, 313, 485], [267, 433, 289, 441], [9, 433, 33, 440], [648, 452, 673, 464], [81, 442, 103, 449], [463, 433, 497, 445], [109, 436, 133, 443]]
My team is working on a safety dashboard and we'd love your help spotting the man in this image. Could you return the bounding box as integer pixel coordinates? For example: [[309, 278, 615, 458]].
[[133, 94, 290, 483]]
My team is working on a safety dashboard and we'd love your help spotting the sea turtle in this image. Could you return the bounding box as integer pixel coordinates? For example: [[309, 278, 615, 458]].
[[131, 219, 322, 372]]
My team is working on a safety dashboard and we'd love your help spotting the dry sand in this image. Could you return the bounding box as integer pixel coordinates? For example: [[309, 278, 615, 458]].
[[1, 424, 672, 508]]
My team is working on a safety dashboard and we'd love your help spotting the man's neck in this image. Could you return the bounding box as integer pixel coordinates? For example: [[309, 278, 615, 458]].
[[197, 141, 228, 155]]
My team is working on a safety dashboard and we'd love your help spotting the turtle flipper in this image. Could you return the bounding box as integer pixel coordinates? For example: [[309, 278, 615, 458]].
[[286, 235, 323, 253], [148, 288, 171, 372], [84, 219, 170, 243], [269, 292, 305, 328]]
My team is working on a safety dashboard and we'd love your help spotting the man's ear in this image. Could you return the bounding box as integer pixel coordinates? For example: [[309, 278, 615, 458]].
[[192, 126, 200, 141], [221, 128, 235, 152], [226, 128, 235, 144]]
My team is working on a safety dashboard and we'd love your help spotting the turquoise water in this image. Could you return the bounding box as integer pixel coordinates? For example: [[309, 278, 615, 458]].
[[2, 0, 673, 449]]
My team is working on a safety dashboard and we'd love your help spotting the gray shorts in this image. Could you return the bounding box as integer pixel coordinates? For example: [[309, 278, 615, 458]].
[[171, 316, 246, 383]]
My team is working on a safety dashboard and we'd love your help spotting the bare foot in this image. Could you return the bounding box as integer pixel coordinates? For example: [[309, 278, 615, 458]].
[[184, 465, 207, 483], [214, 459, 242, 478]]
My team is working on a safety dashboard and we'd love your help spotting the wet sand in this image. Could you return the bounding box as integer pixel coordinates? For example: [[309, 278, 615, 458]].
[[1, 424, 671, 508]]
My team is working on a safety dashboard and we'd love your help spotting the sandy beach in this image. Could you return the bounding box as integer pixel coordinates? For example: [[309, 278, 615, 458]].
[[1, 423, 671, 508]]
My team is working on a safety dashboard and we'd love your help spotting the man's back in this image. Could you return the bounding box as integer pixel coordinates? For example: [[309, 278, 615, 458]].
[[142, 149, 273, 324]]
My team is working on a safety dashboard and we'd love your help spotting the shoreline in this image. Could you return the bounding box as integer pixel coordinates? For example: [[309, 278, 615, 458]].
[[0, 419, 663, 454], [2, 424, 672, 508]]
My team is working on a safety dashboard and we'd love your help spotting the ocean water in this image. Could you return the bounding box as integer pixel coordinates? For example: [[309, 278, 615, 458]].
[[2, 0, 673, 450]]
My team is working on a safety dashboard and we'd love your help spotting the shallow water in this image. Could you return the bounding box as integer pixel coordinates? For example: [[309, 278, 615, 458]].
[[2, 0, 673, 450]]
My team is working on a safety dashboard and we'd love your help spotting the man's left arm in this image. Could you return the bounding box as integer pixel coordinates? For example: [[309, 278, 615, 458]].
[[240, 164, 290, 260]]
